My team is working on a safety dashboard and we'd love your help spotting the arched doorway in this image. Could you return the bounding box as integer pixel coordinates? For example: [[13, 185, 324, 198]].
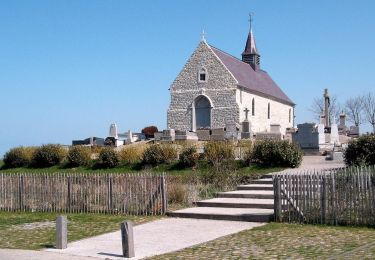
[[194, 95, 211, 129]]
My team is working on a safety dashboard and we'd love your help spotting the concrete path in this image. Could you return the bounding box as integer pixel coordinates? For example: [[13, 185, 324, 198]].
[[45, 218, 264, 259], [0, 249, 95, 260]]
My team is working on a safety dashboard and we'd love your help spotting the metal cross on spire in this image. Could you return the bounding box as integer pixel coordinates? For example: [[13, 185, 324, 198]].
[[248, 12, 255, 31]]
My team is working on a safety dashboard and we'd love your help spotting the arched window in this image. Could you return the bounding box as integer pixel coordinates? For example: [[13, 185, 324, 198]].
[[198, 67, 207, 82], [194, 95, 211, 129], [267, 103, 270, 119], [252, 98, 255, 116], [289, 108, 291, 123]]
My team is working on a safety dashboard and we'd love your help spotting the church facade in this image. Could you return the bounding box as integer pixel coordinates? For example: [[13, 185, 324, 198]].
[[167, 28, 295, 137]]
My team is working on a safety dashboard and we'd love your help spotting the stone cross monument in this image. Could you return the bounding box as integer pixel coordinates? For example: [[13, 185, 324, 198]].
[[323, 89, 330, 127]]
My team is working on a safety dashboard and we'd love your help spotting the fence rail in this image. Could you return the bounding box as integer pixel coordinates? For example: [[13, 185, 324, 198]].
[[0, 173, 167, 215], [273, 166, 375, 226]]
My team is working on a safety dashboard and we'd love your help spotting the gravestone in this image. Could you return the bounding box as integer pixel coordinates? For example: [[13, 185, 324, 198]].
[[292, 123, 319, 150], [318, 124, 325, 144], [126, 130, 133, 144], [154, 132, 163, 141], [196, 129, 210, 140], [270, 124, 281, 133], [241, 120, 251, 139], [330, 123, 340, 145], [211, 128, 226, 140], [175, 130, 199, 141], [161, 129, 175, 141]]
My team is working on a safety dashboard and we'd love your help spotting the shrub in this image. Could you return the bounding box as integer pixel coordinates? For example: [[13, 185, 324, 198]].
[[32, 144, 67, 168], [179, 146, 200, 168], [3, 146, 36, 168], [66, 146, 92, 167], [250, 139, 302, 168], [141, 126, 158, 139], [344, 134, 375, 166], [204, 141, 235, 168], [97, 147, 120, 168], [119, 146, 144, 165], [142, 144, 178, 166]]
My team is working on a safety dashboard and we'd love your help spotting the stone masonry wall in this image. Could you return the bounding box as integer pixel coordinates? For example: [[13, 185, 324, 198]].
[[167, 41, 239, 133]]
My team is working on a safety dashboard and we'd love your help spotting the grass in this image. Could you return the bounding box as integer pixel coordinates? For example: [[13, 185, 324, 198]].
[[0, 211, 161, 250], [0, 160, 283, 177], [149, 223, 375, 259]]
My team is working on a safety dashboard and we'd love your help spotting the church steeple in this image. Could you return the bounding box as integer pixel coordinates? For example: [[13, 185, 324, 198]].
[[242, 13, 261, 70]]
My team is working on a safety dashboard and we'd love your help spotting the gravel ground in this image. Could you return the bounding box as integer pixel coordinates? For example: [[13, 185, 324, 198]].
[[148, 223, 375, 260]]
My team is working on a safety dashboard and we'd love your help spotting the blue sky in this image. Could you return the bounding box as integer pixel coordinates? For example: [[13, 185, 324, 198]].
[[1, 0, 375, 157]]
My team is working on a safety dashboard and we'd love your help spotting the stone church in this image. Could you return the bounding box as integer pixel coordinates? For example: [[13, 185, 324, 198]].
[[167, 25, 295, 138]]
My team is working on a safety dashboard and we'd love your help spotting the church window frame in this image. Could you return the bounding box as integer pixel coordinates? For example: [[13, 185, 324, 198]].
[[289, 108, 292, 123], [240, 88, 243, 104], [198, 67, 208, 83], [267, 102, 271, 119], [252, 98, 255, 116]]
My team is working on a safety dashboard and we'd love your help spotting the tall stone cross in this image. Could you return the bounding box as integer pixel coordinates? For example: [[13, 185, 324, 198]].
[[244, 107, 250, 120]]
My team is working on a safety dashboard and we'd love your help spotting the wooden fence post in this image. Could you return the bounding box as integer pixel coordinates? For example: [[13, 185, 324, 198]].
[[161, 174, 167, 214], [321, 176, 326, 224], [274, 176, 282, 222], [18, 174, 24, 211], [67, 176, 72, 213], [108, 175, 113, 213], [121, 221, 135, 258]]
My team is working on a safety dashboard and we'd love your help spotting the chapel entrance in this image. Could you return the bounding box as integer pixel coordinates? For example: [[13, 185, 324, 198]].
[[194, 95, 211, 129]]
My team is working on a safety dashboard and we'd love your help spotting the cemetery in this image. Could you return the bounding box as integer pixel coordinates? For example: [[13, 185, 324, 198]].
[[1, 6, 375, 260]]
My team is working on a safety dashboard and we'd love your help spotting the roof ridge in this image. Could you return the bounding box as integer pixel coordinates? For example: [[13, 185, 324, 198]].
[[209, 45, 250, 65], [210, 44, 269, 73]]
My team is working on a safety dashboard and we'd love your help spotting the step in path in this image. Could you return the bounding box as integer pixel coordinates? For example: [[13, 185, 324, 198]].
[[167, 175, 275, 222]]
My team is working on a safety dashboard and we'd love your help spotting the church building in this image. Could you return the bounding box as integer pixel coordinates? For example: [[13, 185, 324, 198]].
[[167, 23, 295, 138]]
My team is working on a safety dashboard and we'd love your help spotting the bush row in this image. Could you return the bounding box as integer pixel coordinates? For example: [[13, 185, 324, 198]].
[[2, 140, 303, 169]]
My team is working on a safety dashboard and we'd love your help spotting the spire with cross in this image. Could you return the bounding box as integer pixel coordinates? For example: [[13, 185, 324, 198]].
[[248, 12, 254, 31]]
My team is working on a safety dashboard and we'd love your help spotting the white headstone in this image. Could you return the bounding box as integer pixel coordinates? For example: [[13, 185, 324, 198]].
[[318, 124, 325, 144], [330, 123, 340, 145], [127, 130, 133, 143], [109, 123, 118, 139]]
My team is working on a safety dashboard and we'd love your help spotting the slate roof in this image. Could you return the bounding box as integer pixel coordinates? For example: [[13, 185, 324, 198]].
[[242, 30, 258, 55], [210, 45, 295, 106]]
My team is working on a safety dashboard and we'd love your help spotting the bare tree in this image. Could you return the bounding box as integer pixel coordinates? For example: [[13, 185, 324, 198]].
[[310, 95, 342, 123], [344, 96, 364, 127], [363, 92, 375, 133]]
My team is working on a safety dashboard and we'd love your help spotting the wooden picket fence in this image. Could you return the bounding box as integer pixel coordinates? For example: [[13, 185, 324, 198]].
[[0, 173, 167, 215], [273, 166, 375, 226]]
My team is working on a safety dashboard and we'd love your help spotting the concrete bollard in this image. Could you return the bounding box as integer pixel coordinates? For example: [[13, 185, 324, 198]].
[[56, 215, 67, 249], [121, 221, 135, 258]]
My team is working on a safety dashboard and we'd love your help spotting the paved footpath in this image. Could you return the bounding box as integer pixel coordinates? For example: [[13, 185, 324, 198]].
[[41, 218, 263, 260]]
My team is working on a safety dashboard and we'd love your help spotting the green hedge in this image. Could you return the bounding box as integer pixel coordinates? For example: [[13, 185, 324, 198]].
[[67, 146, 92, 167], [142, 144, 178, 166], [97, 148, 120, 168], [179, 146, 200, 168], [32, 144, 67, 168], [249, 139, 302, 168], [3, 147, 36, 168], [204, 141, 235, 168], [344, 134, 375, 166]]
